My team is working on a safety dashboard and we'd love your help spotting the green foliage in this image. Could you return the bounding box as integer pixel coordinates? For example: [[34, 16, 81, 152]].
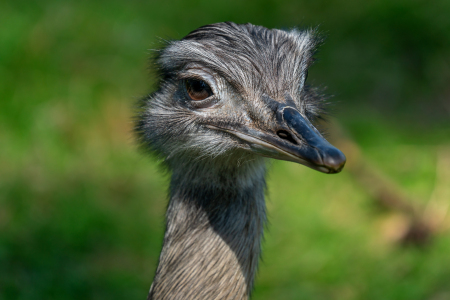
[[1, 0, 449, 299]]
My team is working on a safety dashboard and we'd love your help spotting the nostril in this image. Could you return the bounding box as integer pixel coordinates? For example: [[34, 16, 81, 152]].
[[277, 130, 298, 145]]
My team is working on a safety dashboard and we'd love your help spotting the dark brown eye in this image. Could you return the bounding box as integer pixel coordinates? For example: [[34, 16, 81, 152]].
[[186, 79, 213, 101]]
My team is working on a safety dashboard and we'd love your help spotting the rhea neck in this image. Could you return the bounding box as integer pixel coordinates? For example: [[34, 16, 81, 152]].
[[148, 153, 267, 300]]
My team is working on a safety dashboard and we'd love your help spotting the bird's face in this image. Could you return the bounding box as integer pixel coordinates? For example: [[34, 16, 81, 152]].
[[137, 23, 345, 174]]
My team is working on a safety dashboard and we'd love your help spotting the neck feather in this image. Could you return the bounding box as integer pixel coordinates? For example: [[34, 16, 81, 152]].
[[148, 156, 267, 300]]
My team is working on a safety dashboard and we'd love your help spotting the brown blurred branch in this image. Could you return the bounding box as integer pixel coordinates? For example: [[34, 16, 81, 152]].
[[424, 147, 450, 233], [329, 121, 449, 246]]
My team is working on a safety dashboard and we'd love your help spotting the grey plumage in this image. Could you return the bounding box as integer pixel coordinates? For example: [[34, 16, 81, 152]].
[[136, 22, 346, 300]]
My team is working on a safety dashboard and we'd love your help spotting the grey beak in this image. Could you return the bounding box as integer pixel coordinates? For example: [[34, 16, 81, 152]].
[[279, 106, 346, 173]]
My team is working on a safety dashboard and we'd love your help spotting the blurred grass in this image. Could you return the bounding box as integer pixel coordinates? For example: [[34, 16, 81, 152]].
[[1, 0, 450, 299]]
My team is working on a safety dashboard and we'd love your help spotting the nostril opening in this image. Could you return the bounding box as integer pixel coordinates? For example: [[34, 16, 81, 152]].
[[277, 130, 298, 145]]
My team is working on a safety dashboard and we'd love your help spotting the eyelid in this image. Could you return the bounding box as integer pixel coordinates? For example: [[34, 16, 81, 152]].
[[178, 68, 217, 88], [189, 96, 220, 109], [178, 73, 205, 81]]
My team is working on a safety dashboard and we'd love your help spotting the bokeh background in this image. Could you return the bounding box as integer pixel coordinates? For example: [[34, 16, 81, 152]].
[[1, 0, 450, 299]]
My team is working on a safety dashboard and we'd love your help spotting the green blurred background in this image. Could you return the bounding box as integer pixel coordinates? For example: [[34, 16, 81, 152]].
[[1, 0, 450, 299]]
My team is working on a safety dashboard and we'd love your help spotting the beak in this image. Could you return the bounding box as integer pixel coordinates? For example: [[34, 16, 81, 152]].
[[277, 106, 346, 173], [209, 103, 346, 174]]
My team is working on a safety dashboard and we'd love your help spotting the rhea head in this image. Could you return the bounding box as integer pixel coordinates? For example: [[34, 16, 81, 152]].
[[137, 22, 346, 175]]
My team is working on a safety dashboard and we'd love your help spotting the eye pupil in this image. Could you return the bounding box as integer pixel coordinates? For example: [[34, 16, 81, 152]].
[[186, 79, 213, 101], [191, 80, 204, 91]]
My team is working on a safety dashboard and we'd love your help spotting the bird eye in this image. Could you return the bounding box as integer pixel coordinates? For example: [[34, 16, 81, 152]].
[[185, 79, 213, 101]]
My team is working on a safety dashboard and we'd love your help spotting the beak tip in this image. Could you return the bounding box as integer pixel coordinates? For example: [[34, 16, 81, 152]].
[[323, 149, 346, 174]]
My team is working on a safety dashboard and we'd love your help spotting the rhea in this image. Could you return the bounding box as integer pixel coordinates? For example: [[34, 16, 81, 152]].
[[136, 22, 346, 300]]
